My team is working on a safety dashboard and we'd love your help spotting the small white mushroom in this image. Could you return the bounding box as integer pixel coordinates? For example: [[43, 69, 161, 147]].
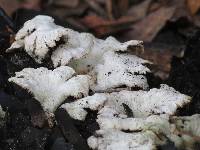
[[61, 93, 107, 120], [90, 51, 150, 92], [99, 84, 191, 118], [8, 66, 90, 115]]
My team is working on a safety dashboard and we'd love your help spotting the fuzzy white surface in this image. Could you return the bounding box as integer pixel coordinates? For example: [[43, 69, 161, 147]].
[[8, 15, 143, 70], [8, 66, 90, 114], [8, 15, 68, 63], [87, 129, 158, 150], [91, 51, 150, 91], [99, 84, 191, 118], [89, 115, 200, 150], [68, 37, 143, 73], [61, 93, 107, 120]]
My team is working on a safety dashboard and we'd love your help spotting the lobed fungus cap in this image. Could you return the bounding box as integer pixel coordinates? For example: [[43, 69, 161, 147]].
[[61, 93, 107, 120], [8, 66, 90, 114], [91, 51, 150, 92], [98, 84, 191, 118], [8, 15, 68, 63], [88, 115, 200, 150], [7, 15, 144, 70]]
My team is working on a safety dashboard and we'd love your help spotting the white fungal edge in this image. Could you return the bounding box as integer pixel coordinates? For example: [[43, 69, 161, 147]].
[[60, 84, 191, 120], [7, 15, 144, 70], [88, 114, 200, 150], [87, 129, 158, 150], [7, 15, 68, 63], [90, 51, 151, 92], [61, 93, 107, 120], [8, 66, 90, 115], [98, 84, 191, 118]]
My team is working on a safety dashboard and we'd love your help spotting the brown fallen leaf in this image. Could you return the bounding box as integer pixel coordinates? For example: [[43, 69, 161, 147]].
[[170, 0, 191, 22], [21, 0, 41, 10], [127, 6, 176, 42], [52, 0, 79, 8], [106, 0, 129, 19], [0, 0, 41, 16], [0, 0, 21, 16], [46, 3, 88, 18], [84, 0, 107, 17], [187, 0, 200, 15], [127, 0, 152, 22], [117, 0, 129, 16], [81, 15, 138, 37], [106, 0, 114, 20], [136, 48, 173, 79]]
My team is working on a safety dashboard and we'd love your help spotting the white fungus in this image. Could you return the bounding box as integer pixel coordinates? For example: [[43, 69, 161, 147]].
[[172, 114, 200, 137], [61, 93, 107, 120], [7, 15, 68, 63], [7, 15, 199, 150], [91, 51, 150, 92], [88, 129, 158, 150], [98, 84, 191, 118], [8, 66, 90, 114], [60, 84, 191, 120], [68, 37, 143, 73], [88, 115, 200, 150], [7, 15, 143, 70]]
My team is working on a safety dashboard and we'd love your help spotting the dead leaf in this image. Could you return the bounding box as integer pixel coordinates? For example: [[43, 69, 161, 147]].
[[0, 0, 21, 16], [187, 0, 200, 15], [0, 0, 41, 16], [85, 0, 107, 17], [127, 6, 176, 42], [52, 0, 79, 8], [21, 0, 41, 10], [106, 0, 114, 20], [127, 0, 152, 21], [117, 0, 129, 16], [170, 0, 191, 22], [81, 15, 135, 37]]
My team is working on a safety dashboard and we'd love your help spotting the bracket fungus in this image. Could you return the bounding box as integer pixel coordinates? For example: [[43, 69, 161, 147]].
[[98, 84, 191, 118], [6, 15, 200, 150], [88, 129, 158, 150], [7, 15, 143, 70], [90, 51, 150, 92], [62, 84, 191, 121], [88, 115, 200, 150], [7, 15, 150, 92], [61, 93, 107, 120], [8, 66, 90, 117], [7, 15, 68, 63]]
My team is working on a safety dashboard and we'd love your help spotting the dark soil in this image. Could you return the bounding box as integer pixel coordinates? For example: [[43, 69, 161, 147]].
[[167, 30, 200, 115]]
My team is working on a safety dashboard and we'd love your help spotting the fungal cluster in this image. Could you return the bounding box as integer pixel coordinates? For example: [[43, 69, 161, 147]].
[[6, 15, 200, 150]]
